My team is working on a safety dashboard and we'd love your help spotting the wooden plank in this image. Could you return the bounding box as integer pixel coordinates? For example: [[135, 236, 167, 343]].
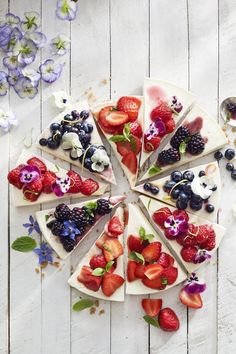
[[218, 0, 236, 352], [149, 1, 189, 353]]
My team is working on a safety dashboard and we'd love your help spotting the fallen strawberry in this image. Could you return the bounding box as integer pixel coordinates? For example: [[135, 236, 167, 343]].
[[158, 307, 180, 332], [142, 299, 162, 317], [179, 288, 203, 309]]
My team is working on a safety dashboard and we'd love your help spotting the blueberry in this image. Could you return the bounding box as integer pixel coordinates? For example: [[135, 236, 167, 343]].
[[63, 124, 73, 133], [70, 127, 79, 134], [163, 180, 176, 192], [179, 191, 189, 202], [81, 123, 90, 133], [87, 124, 94, 133], [74, 122, 83, 130], [171, 171, 182, 182], [39, 138, 48, 146], [214, 151, 223, 160], [79, 131, 91, 147], [144, 183, 151, 191], [50, 122, 61, 132], [176, 198, 188, 210], [85, 145, 97, 158], [198, 170, 206, 177], [47, 137, 59, 149], [64, 114, 73, 122], [205, 204, 215, 213], [171, 188, 180, 200], [183, 181, 192, 195], [71, 110, 80, 119], [231, 169, 236, 180], [226, 162, 234, 171], [150, 185, 159, 195], [191, 194, 202, 203], [80, 110, 90, 120], [84, 158, 93, 171], [52, 130, 62, 143], [183, 170, 194, 181], [190, 200, 202, 211], [225, 148, 235, 161]]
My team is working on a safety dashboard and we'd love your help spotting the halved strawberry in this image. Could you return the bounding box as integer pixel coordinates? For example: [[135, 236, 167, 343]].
[[150, 101, 172, 123], [27, 157, 47, 174], [134, 263, 146, 279], [157, 252, 174, 268], [77, 265, 102, 292], [161, 267, 178, 285], [142, 276, 164, 290], [116, 135, 142, 156], [103, 238, 123, 262], [107, 216, 123, 237], [106, 110, 129, 126], [152, 208, 172, 228], [127, 260, 137, 282], [130, 122, 143, 138], [7, 164, 26, 189], [67, 170, 82, 193], [95, 232, 109, 250], [102, 273, 124, 297], [80, 178, 99, 196], [179, 288, 203, 309], [144, 264, 164, 280], [117, 96, 141, 122], [121, 152, 137, 174], [144, 135, 161, 152], [127, 235, 144, 253], [141, 299, 162, 317], [23, 178, 43, 202], [98, 105, 115, 127], [42, 171, 57, 194], [141, 242, 162, 262], [89, 255, 107, 269]]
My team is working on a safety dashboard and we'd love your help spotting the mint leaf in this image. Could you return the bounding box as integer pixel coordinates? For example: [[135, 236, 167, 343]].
[[123, 123, 131, 141], [72, 299, 94, 312], [138, 226, 154, 243], [130, 136, 137, 151], [110, 135, 127, 143], [129, 251, 145, 264], [143, 315, 159, 328], [144, 233, 154, 242], [139, 226, 146, 238], [92, 268, 105, 276], [148, 165, 162, 176], [11, 237, 37, 252], [45, 214, 50, 222], [179, 141, 187, 154], [85, 201, 97, 215], [105, 261, 114, 272]]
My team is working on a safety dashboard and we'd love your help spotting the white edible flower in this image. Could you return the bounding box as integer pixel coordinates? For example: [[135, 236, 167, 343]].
[[0, 108, 18, 133], [53, 90, 72, 110], [91, 148, 110, 172], [61, 132, 81, 149], [191, 175, 216, 200]]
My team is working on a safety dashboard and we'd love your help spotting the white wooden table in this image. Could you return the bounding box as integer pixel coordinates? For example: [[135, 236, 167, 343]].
[[1, 1, 236, 353]]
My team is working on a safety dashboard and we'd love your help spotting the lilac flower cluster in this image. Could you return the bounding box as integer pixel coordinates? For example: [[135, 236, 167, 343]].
[[0, 12, 66, 99]]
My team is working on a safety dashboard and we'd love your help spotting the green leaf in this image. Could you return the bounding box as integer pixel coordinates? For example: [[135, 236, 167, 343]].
[[148, 165, 162, 176], [179, 141, 187, 154], [110, 135, 127, 143], [123, 123, 131, 141], [130, 136, 137, 151], [138, 226, 154, 243], [162, 279, 168, 285], [143, 315, 159, 328], [105, 261, 114, 272], [85, 201, 97, 213], [11, 237, 37, 252], [45, 214, 50, 222], [72, 299, 94, 312], [129, 251, 145, 264], [144, 233, 154, 242], [92, 268, 105, 276], [147, 198, 152, 210], [139, 226, 146, 238]]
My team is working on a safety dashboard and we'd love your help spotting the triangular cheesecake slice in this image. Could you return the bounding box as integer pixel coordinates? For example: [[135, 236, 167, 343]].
[[126, 203, 186, 295], [35, 195, 125, 259], [140, 78, 195, 167], [68, 207, 125, 301], [7, 150, 108, 207], [134, 161, 220, 221], [141, 104, 228, 181], [139, 195, 226, 273], [92, 96, 143, 187], [37, 101, 116, 184]]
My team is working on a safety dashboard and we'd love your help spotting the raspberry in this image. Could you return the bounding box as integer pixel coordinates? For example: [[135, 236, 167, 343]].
[[54, 204, 71, 221], [152, 207, 172, 228], [60, 237, 75, 252], [187, 134, 205, 155], [96, 199, 112, 215], [195, 225, 211, 246], [181, 246, 198, 263], [170, 126, 190, 149], [200, 226, 216, 250], [89, 255, 107, 269], [157, 148, 180, 166]]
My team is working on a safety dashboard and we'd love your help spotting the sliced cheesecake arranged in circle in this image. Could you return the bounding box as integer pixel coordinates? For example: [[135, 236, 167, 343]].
[[7, 151, 108, 206], [35, 195, 125, 259], [37, 101, 116, 185], [68, 207, 125, 301], [141, 105, 228, 181], [134, 162, 220, 221], [140, 78, 195, 167], [92, 96, 143, 187], [139, 196, 226, 273], [126, 203, 186, 294]]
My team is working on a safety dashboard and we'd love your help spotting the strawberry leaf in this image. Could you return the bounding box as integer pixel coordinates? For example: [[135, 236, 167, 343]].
[[105, 261, 114, 272], [72, 299, 94, 312], [148, 165, 162, 176], [139, 226, 146, 238], [110, 135, 127, 143], [143, 315, 159, 327], [11, 236, 37, 252], [92, 267, 105, 276], [129, 251, 145, 264]]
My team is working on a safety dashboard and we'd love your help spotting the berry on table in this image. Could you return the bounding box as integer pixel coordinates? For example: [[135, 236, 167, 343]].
[[225, 148, 235, 160], [144, 183, 151, 191], [150, 185, 159, 195], [214, 150, 223, 160], [231, 169, 236, 180], [205, 204, 215, 213], [226, 162, 234, 171], [198, 170, 206, 177], [39, 138, 48, 146]]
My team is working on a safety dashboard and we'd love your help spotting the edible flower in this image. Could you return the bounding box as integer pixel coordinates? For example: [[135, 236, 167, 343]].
[[193, 249, 211, 264], [19, 165, 41, 183], [0, 71, 9, 96], [13, 37, 37, 65], [34, 242, 53, 264], [52, 175, 71, 197], [50, 34, 70, 56], [61, 132, 83, 158], [184, 272, 206, 294], [39, 59, 64, 83], [23, 215, 41, 235], [20, 11, 40, 33], [191, 175, 217, 200], [60, 220, 80, 240], [0, 108, 18, 133], [56, 0, 78, 21], [164, 214, 189, 237], [170, 96, 183, 114], [53, 90, 72, 110], [91, 148, 110, 172], [5, 13, 20, 27], [14, 76, 38, 99], [22, 67, 41, 87]]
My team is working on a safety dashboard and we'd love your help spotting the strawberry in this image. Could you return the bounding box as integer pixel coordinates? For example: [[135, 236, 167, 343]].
[[142, 299, 162, 317], [105, 110, 129, 126], [42, 171, 57, 194], [130, 122, 143, 138], [127, 235, 144, 253], [180, 246, 198, 263], [67, 170, 82, 193], [80, 178, 99, 196], [121, 152, 137, 174], [165, 119, 175, 133], [150, 101, 172, 123], [23, 178, 43, 202], [117, 96, 141, 122], [157, 252, 174, 268], [102, 273, 124, 297], [142, 275, 164, 290], [201, 228, 216, 251], [27, 157, 47, 174], [107, 259, 117, 273], [95, 232, 109, 250], [134, 263, 146, 279], [161, 267, 178, 285], [196, 224, 213, 246], [103, 238, 123, 262], [179, 288, 203, 309], [144, 134, 161, 152], [77, 265, 102, 292], [158, 307, 180, 332], [144, 264, 164, 280], [127, 260, 137, 282], [124, 208, 129, 227], [89, 255, 107, 269], [7, 164, 26, 189], [142, 242, 162, 262], [98, 105, 117, 134], [107, 216, 123, 237], [152, 207, 172, 228], [116, 135, 142, 156]]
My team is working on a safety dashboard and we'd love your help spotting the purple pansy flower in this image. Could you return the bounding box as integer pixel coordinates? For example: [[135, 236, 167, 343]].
[[21, 11, 40, 33], [184, 272, 206, 294], [0, 71, 9, 96], [23, 215, 41, 235], [52, 175, 70, 197], [39, 59, 64, 83], [14, 76, 38, 99], [193, 249, 211, 264], [0, 24, 12, 51], [50, 34, 70, 56], [145, 120, 166, 147], [25, 31, 47, 48], [13, 38, 37, 65], [34, 242, 53, 264], [170, 96, 183, 114], [7, 27, 23, 51], [60, 220, 80, 240], [3, 53, 22, 70], [5, 13, 20, 27], [7, 68, 22, 86], [19, 165, 41, 183], [56, 0, 78, 21], [164, 214, 189, 237]]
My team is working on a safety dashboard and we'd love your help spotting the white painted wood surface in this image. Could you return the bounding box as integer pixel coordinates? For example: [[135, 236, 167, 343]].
[[0, 0, 236, 353]]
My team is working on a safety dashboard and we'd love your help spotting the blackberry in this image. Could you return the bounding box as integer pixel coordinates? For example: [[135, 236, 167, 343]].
[[96, 199, 112, 215], [71, 207, 88, 227], [170, 126, 190, 149], [60, 237, 75, 252], [54, 204, 71, 221], [158, 148, 180, 166], [47, 220, 64, 236], [186, 134, 205, 155], [82, 206, 95, 225]]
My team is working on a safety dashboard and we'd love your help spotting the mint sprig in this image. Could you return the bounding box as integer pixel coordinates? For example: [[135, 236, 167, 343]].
[[138, 226, 154, 243], [72, 299, 94, 312], [92, 261, 114, 276], [129, 251, 145, 264], [143, 315, 159, 327], [148, 165, 162, 176], [11, 236, 37, 252], [109, 123, 137, 152]]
